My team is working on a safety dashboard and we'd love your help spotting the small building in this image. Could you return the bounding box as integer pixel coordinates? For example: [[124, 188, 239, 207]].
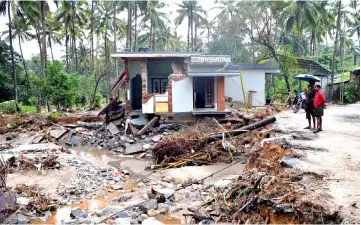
[[111, 51, 275, 118], [224, 62, 279, 107]]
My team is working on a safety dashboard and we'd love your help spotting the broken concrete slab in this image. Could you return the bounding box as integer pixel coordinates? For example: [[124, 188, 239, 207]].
[[49, 129, 68, 140], [138, 117, 159, 136], [107, 122, 120, 135], [124, 143, 145, 155], [77, 121, 103, 128], [31, 136, 43, 144], [131, 115, 147, 126], [5, 143, 63, 154]]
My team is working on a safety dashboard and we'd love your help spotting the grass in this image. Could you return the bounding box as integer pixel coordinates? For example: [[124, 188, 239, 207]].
[[18, 103, 37, 114]]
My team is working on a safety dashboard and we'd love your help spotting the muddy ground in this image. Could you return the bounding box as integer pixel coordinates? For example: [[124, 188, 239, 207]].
[[275, 103, 360, 222]]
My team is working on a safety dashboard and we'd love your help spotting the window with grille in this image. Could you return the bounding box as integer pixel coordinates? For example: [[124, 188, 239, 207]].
[[152, 78, 168, 94], [205, 78, 214, 105]]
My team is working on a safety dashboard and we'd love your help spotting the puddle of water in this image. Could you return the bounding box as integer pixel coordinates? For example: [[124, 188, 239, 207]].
[[156, 215, 182, 224]]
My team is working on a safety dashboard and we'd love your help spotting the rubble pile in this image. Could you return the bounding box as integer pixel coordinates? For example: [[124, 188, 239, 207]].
[[7, 155, 60, 172], [0, 114, 50, 135], [206, 131, 343, 224], [151, 119, 246, 168], [14, 184, 55, 214]]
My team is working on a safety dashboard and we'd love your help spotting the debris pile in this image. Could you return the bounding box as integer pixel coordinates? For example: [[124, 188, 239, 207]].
[[0, 115, 50, 135], [7, 154, 60, 172], [206, 133, 343, 224]]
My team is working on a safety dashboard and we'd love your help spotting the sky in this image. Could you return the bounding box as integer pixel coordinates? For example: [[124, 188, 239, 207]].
[[0, 0, 220, 60]]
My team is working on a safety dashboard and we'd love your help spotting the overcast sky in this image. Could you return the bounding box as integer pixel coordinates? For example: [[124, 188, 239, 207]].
[[0, 0, 220, 60]]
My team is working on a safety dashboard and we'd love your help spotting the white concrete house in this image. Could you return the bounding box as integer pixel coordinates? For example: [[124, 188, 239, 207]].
[[224, 63, 280, 107]]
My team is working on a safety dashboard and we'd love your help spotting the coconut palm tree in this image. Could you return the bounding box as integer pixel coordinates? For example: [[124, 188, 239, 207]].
[[1, 18, 34, 87], [284, 1, 321, 57], [55, 0, 88, 73], [141, 0, 168, 49], [0, 0, 17, 103], [46, 15, 62, 62], [175, 1, 206, 52]]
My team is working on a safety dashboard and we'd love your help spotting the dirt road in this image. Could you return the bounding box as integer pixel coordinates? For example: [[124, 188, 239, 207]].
[[276, 103, 360, 222]]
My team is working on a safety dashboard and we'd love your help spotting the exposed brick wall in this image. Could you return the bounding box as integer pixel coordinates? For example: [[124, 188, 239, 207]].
[[141, 59, 147, 104], [217, 76, 225, 111]]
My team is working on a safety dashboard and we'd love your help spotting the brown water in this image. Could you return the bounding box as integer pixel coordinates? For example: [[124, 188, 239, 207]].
[[31, 145, 148, 224], [156, 215, 182, 224]]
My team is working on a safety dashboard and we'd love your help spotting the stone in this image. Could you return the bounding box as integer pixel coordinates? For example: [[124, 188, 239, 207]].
[[142, 217, 164, 225], [106, 122, 120, 135], [147, 209, 158, 217], [50, 129, 68, 139], [124, 143, 144, 155], [114, 217, 131, 225], [151, 135, 162, 143], [128, 139, 135, 144], [70, 210, 88, 219], [141, 135, 147, 139], [101, 208, 118, 216], [120, 136, 127, 141], [16, 197, 29, 205], [17, 214, 29, 224], [153, 188, 174, 199], [116, 211, 130, 218], [112, 182, 124, 190], [143, 144, 151, 150], [137, 214, 149, 223], [157, 203, 169, 214], [140, 199, 158, 212], [213, 179, 233, 189]]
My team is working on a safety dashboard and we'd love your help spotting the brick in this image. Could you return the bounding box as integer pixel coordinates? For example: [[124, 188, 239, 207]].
[[217, 76, 225, 111]]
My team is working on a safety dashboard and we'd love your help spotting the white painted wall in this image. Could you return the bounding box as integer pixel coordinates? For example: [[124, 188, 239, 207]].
[[172, 76, 194, 112], [142, 96, 154, 114], [225, 69, 275, 106]]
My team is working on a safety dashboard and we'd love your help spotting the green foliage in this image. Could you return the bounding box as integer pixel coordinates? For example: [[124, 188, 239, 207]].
[[344, 82, 360, 103], [95, 93, 102, 108], [0, 100, 18, 113], [18, 103, 37, 113], [47, 112, 63, 121], [7, 119, 22, 129]]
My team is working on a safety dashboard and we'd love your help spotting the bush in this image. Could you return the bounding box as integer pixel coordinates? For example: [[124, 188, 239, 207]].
[[95, 93, 102, 108], [47, 112, 63, 121], [344, 83, 360, 103]]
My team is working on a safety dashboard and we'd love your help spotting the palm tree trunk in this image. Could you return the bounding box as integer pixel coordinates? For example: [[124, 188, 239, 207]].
[[49, 38, 54, 62], [129, 7, 132, 51], [41, 1, 50, 112], [126, 6, 131, 50], [104, 31, 110, 100], [251, 20, 255, 63], [149, 22, 153, 47], [330, 1, 342, 102], [194, 11, 197, 51], [18, 35, 29, 87], [91, 0, 94, 73], [65, 26, 69, 73], [113, 0, 118, 76], [133, 7, 137, 52], [8, 1, 17, 104], [190, 2, 193, 51], [187, 13, 190, 51], [297, 29, 302, 57]]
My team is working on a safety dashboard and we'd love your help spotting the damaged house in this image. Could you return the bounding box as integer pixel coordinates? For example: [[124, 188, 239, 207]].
[[109, 50, 278, 120]]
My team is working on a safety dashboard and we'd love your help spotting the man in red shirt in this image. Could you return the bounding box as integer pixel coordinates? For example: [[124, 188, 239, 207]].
[[313, 84, 326, 133]]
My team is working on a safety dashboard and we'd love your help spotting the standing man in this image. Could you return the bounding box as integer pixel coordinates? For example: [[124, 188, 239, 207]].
[[313, 84, 326, 133], [304, 80, 316, 130]]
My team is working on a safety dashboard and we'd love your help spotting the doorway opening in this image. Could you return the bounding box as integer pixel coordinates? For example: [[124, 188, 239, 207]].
[[131, 74, 142, 109], [194, 77, 215, 108]]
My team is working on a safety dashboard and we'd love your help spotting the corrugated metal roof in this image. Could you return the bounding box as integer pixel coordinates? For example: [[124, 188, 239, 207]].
[[188, 72, 240, 77]]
